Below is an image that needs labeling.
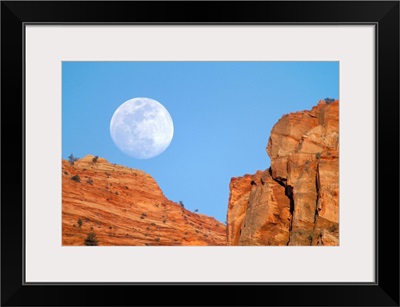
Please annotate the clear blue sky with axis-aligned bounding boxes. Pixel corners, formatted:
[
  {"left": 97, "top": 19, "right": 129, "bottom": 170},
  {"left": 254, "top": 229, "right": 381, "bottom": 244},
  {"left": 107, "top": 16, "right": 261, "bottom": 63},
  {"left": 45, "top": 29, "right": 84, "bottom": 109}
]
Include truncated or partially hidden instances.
[{"left": 62, "top": 61, "right": 338, "bottom": 223}]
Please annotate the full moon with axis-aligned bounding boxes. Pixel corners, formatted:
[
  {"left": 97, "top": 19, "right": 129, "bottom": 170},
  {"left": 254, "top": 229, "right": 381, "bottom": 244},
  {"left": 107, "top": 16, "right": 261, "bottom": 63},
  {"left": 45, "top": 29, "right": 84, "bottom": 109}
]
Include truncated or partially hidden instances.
[{"left": 110, "top": 97, "right": 174, "bottom": 159}]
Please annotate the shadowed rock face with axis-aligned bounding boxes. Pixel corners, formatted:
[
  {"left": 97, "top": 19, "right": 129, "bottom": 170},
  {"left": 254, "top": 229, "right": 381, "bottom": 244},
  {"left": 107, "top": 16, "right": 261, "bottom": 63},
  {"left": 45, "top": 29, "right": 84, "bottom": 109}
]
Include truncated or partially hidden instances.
[
  {"left": 227, "top": 100, "right": 339, "bottom": 246},
  {"left": 62, "top": 155, "right": 226, "bottom": 246}
]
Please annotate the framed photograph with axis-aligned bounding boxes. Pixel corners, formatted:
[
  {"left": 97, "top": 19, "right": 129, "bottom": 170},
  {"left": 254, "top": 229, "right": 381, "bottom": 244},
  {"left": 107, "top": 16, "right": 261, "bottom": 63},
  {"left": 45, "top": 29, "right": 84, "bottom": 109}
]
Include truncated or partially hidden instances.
[{"left": 2, "top": 1, "right": 399, "bottom": 306}]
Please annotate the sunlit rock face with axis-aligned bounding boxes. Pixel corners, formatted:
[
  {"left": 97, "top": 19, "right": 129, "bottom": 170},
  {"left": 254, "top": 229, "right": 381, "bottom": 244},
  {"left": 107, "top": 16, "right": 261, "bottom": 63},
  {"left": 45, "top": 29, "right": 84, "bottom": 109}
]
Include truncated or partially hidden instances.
[
  {"left": 227, "top": 100, "right": 339, "bottom": 246},
  {"left": 62, "top": 155, "right": 226, "bottom": 246},
  {"left": 227, "top": 170, "right": 291, "bottom": 246}
]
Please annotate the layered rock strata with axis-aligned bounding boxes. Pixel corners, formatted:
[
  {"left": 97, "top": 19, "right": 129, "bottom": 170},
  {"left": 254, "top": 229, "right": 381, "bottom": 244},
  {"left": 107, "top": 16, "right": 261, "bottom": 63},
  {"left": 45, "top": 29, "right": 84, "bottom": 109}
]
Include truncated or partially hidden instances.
[{"left": 62, "top": 155, "right": 226, "bottom": 246}]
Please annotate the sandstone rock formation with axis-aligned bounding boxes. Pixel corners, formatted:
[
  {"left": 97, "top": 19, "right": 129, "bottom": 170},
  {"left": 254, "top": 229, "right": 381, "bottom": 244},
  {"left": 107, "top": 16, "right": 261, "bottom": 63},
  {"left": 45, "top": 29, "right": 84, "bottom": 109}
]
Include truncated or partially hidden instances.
[
  {"left": 227, "top": 100, "right": 339, "bottom": 246},
  {"left": 62, "top": 155, "right": 226, "bottom": 246}
]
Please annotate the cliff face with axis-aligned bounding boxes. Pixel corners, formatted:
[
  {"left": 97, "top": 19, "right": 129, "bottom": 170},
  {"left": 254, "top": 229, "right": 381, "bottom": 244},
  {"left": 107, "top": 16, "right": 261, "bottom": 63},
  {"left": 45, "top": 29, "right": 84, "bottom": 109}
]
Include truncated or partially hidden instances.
[
  {"left": 227, "top": 100, "right": 339, "bottom": 246},
  {"left": 62, "top": 155, "right": 226, "bottom": 246}
]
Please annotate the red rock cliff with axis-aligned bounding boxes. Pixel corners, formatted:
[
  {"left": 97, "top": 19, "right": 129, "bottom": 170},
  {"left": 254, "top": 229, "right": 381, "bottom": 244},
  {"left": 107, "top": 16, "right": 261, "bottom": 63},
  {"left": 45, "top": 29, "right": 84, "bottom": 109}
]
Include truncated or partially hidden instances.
[
  {"left": 227, "top": 100, "right": 339, "bottom": 246},
  {"left": 62, "top": 155, "right": 226, "bottom": 246}
]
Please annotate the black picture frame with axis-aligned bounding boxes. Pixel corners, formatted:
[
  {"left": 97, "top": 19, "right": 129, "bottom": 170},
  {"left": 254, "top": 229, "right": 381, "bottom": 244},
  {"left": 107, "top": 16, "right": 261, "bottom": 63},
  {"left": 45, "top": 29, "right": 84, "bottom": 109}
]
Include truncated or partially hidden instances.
[{"left": 1, "top": 1, "right": 399, "bottom": 306}]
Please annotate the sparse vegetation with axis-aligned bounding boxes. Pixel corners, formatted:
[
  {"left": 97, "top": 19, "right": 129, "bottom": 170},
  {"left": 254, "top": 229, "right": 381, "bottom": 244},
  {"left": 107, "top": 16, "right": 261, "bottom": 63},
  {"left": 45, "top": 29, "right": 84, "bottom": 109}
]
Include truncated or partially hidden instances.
[
  {"left": 115, "top": 191, "right": 118, "bottom": 195},
  {"left": 68, "top": 154, "right": 79, "bottom": 165},
  {"left": 179, "top": 201, "right": 184, "bottom": 208},
  {"left": 316, "top": 152, "right": 321, "bottom": 159},
  {"left": 71, "top": 175, "right": 81, "bottom": 182},
  {"left": 194, "top": 209, "right": 199, "bottom": 213},
  {"left": 329, "top": 225, "right": 338, "bottom": 233},
  {"left": 86, "top": 178, "right": 93, "bottom": 185},
  {"left": 324, "top": 97, "right": 335, "bottom": 104},
  {"left": 155, "top": 237, "right": 160, "bottom": 242},
  {"left": 84, "top": 231, "right": 99, "bottom": 246},
  {"left": 77, "top": 218, "right": 82, "bottom": 228},
  {"left": 92, "top": 156, "right": 99, "bottom": 163}
]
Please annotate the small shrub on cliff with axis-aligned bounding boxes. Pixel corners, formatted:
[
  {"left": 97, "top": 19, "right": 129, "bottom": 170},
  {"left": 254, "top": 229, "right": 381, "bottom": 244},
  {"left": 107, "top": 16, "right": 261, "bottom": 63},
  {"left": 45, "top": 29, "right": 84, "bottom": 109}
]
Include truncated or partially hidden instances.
[
  {"left": 324, "top": 98, "right": 335, "bottom": 104},
  {"left": 68, "top": 154, "right": 79, "bottom": 165},
  {"left": 92, "top": 155, "right": 99, "bottom": 163},
  {"left": 179, "top": 201, "right": 184, "bottom": 208},
  {"left": 86, "top": 178, "right": 93, "bottom": 185},
  {"left": 329, "top": 224, "right": 338, "bottom": 233},
  {"left": 84, "top": 231, "right": 99, "bottom": 246},
  {"left": 77, "top": 218, "right": 82, "bottom": 228},
  {"left": 71, "top": 175, "right": 81, "bottom": 182}
]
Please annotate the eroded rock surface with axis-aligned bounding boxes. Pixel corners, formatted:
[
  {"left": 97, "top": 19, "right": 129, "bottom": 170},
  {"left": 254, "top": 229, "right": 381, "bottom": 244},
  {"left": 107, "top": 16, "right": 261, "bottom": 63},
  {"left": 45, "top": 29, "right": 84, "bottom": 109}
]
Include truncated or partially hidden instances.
[
  {"left": 62, "top": 155, "right": 226, "bottom": 246},
  {"left": 227, "top": 100, "right": 339, "bottom": 246}
]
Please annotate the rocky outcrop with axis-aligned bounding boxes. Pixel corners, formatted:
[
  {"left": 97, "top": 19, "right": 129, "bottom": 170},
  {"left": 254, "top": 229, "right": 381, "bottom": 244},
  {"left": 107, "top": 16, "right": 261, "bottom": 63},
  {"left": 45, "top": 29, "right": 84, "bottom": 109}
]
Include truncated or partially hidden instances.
[
  {"left": 62, "top": 155, "right": 226, "bottom": 246},
  {"left": 227, "top": 100, "right": 339, "bottom": 246},
  {"left": 227, "top": 170, "right": 291, "bottom": 246}
]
